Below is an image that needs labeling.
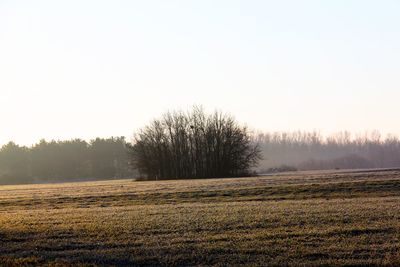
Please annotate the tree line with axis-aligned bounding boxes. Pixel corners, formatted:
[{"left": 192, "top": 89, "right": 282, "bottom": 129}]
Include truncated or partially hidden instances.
[
  {"left": 0, "top": 137, "right": 132, "bottom": 184},
  {"left": 256, "top": 131, "right": 400, "bottom": 172},
  {"left": 3, "top": 108, "right": 400, "bottom": 184}
]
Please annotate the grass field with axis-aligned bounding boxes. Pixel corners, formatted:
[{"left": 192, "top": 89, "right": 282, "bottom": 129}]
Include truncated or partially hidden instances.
[{"left": 1, "top": 170, "right": 400, "bottom": 266}]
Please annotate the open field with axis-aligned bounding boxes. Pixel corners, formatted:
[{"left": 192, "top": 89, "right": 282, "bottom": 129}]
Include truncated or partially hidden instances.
[{"left": 1, "top": 170, "right": 400, "bottom": 266}]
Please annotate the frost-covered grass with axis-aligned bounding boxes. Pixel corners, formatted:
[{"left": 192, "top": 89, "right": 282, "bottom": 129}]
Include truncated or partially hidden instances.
[{"left": 0, "top": 170, "right": 400, "bottom": 266}]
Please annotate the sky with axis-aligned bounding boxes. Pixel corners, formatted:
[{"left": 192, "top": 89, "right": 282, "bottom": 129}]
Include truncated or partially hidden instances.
[{"left": 1, "top": 0, "right": 400, "bottom": 146}]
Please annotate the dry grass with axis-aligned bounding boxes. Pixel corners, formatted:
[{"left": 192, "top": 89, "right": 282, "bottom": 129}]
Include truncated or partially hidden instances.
[{"left": 0, "top": 170, "right": 400, "bottom": 266}]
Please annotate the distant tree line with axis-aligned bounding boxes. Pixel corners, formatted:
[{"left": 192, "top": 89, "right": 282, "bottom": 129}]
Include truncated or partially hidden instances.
[
  {"left": 3, "top": 124, "right": 400, "bottom": 184},
  {"left": 0, "top": 137, "right": 132, "bottom": 184},
  {"left": 256, "top": 131, "right": 400, "bottom": 172},
  {"left": 128, "top": 107, "right": 261, "bottom": 180}
]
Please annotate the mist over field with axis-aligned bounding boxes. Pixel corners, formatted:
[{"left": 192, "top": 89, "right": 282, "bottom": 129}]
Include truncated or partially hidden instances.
[{"left": 257, "top": 131, "right": 400, "bottom": 172}]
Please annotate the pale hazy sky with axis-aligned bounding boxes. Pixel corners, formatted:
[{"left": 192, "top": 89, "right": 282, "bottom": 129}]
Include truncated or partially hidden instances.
[{"left": 1, "top": 0, "right": 400, "bottom": 145}]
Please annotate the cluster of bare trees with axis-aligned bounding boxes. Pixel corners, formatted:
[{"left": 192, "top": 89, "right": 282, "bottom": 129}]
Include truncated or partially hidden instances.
[
  {"left": 128, "top": 107, "right": 261, "bottom": 180},
  {"left": 256, "top": 131, "right": 400, "bottom": 171}
]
